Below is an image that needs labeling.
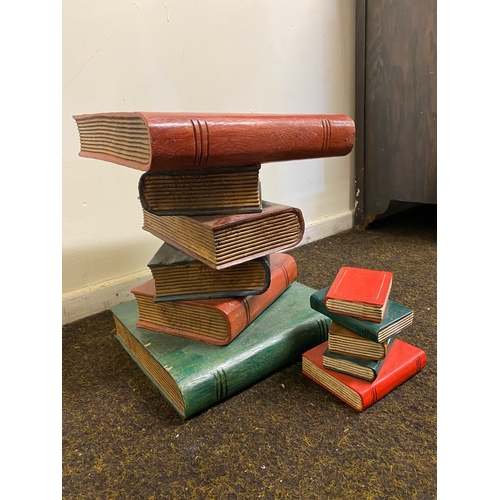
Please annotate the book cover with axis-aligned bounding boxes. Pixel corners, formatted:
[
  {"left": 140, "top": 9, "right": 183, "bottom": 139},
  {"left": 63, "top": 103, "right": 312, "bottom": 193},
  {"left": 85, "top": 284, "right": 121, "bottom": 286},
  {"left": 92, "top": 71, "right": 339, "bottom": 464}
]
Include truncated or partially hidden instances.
[
  {"left": 139, "top": 165, "right": 262, "bottom": 216},
  {"left": 310, "top": 287, "right": 413, "bottom": 343},
  {"left": 73, "top": 112, "right": 356, "bottom": 172},
  {"left": 131, "top": 252, "right": 297, "bottom": 345},
  {"left": 302, "top": 339, "right": 426, "bottom": 411},
  {"left": 112, "top": 281, "right": 332, "bottom": 419},
  {"left": 322, "top": 336, "right": 395, "bottom": 381},
  {"left": 142, "top": 200, "right": 305, "bottom": 270},
  {"left": 327, "top": 321, "right": 395, "bottom": 360},
  {"left": 324, "top": 267, "right": 393, "bottom": 323},
  {"left": 148, "top": 243, "right": 271, "bottom": 302}
]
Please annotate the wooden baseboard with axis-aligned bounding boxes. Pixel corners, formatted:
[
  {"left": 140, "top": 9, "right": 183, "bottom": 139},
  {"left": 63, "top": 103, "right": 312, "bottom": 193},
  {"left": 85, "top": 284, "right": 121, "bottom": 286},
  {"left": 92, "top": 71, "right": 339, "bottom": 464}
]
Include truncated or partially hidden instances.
[
  {"left": 300, "top": 209, "right": 353, "bottom": 246},
  {"left": 62, "top": 210, "right": 353, "bottom": 325},
  {"left": 62, "top": 270, "right": 151, "bottom": 325}
]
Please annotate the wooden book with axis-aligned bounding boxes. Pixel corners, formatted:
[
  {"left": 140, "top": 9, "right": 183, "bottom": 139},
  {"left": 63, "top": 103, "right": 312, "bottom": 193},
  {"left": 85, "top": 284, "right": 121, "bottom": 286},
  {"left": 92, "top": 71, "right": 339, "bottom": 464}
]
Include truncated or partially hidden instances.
[
  {"left": 327, "top": 322, "right": 395, "bottom": 360},
  {"left": 73, "top": 112, "right": 356, "bottom": 172},
  {"left": 142, "top": 200, "right": 304, "bottom": 270},
  {"left": 322, "top": 338, "right": 395, "bottom": 381},
  {"left": 310, "top": 287, "right": 413, "bottom": 343},
  {"left": 148, "top": 243, "right": 272, "bottom": 302},
  {"left": 131, "top": 252, "right": 297, "bottom": 345},
  {"left": 112, "top": 281, "right": 331, "bottom": 419},
  {"left": 324, "top": 267, "right": 393, "bottom": 323},
  {"left": 139, "top": 165, "right": 262, "bottom": 216},
  {"left": 302, "top": 339, "right": 426, "bottom": 411}
]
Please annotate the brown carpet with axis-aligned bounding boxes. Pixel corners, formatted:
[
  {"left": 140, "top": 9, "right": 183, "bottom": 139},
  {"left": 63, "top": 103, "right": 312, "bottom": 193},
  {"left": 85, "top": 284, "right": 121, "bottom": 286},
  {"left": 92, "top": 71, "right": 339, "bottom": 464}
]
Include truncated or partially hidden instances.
[{"left": 62, "top": 203, "right": 437, "bottom": 499}]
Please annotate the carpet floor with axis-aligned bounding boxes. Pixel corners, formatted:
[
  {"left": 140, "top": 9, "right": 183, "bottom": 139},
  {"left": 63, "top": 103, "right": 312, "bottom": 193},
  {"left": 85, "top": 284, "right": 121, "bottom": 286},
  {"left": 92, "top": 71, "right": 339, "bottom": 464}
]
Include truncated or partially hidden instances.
[{"left": 63, "top": 203, "right": 437, "bottom": 499}]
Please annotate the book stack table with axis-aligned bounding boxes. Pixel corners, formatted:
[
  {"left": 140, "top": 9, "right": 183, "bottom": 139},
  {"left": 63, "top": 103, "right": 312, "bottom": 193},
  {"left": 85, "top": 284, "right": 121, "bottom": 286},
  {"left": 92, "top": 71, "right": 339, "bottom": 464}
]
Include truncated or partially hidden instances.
[{"left": 74, "top": 111, "right": 355, "bottom": 418}]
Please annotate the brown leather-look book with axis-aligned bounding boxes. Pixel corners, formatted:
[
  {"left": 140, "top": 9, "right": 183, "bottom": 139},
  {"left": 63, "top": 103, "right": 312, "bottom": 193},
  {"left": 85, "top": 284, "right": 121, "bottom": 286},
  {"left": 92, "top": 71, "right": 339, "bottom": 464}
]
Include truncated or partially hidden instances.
[
  {"left": 130, "top": 252, "right": 297, "bottom": 345},
  {"left": 142, "top": 200, "right": 305, "bottom": 270},
  {"left": 139, "top": 164, "right": 262, "bottom": 216},
  {"left": 73, "top": 112, "right": 355, "bottom": 172}
]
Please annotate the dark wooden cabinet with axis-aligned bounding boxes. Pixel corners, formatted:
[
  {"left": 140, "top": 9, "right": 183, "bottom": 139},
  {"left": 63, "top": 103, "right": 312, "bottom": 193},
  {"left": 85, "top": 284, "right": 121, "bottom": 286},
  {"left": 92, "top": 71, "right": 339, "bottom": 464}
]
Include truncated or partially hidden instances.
[{"left": 354, "top": 0, "right": 437, "bottom": 228}]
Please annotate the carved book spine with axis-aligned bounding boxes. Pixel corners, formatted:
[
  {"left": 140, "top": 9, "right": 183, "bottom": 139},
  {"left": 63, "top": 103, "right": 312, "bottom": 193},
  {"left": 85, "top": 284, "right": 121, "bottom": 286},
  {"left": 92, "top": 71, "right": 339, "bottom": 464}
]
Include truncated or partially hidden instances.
[{"left": 73, "top": 112, "right": 356, "bottom": 171}]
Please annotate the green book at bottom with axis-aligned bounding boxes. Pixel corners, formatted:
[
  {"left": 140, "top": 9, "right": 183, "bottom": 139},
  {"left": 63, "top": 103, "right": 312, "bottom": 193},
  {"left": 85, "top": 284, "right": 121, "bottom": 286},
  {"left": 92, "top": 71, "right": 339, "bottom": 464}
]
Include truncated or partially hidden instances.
[{"left": 111, "top": 281, "right": 331, "bottom": 419}]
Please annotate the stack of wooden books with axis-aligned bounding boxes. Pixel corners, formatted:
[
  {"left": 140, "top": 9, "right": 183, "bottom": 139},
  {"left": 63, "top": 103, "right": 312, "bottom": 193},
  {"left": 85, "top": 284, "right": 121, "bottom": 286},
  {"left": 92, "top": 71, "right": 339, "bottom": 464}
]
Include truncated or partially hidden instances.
[
  {"left": 73, "top": 111, "right": 355, "bottom": 419},
  {"left": 302, "top": 266, "right": 427, "bottom": 411}
]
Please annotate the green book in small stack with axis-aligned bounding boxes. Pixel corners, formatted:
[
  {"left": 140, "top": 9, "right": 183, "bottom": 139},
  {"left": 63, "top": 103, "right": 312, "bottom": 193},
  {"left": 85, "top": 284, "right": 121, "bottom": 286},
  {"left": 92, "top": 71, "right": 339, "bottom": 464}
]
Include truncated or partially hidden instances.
[
  {"left": 112, "top": 281, "right": 331, "bottom": 419},
  {"left": 310, "top": 287, "right": 414, "bottom": 343}
]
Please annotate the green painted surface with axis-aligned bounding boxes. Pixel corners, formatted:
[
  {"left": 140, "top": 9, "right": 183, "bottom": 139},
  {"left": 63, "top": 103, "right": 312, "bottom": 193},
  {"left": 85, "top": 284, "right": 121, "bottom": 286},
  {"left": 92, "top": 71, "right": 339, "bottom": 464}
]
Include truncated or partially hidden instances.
[{"left": 112, "top": 281, "right": 331, "bottom": 419}]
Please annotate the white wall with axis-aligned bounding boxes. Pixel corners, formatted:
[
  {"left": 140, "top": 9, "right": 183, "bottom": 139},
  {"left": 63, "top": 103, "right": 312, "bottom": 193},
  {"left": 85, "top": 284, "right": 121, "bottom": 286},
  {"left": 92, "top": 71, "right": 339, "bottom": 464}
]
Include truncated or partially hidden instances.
[{"left": 62, "top": 0, "right": 356, "bottom": 324}]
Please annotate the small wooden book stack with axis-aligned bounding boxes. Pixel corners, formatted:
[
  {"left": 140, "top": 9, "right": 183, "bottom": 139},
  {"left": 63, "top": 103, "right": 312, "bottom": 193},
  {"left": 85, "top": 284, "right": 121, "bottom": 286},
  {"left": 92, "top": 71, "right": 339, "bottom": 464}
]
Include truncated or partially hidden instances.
[
  {"left": 304, "top": 266, "right": 427, "bottom": 412},
  {"left": 74, "top": 111, "right": 355, "bottom": 418}
]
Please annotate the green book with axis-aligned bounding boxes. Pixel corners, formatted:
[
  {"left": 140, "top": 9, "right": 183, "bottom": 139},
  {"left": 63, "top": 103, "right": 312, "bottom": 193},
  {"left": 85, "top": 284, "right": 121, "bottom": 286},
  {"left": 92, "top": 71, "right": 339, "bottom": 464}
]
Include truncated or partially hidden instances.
[
  {"left": 310, "top": 287, "right": 414, "bottom": 343},
  {"left": 111, "top": 281, "right": 331, "bottom": 419}
]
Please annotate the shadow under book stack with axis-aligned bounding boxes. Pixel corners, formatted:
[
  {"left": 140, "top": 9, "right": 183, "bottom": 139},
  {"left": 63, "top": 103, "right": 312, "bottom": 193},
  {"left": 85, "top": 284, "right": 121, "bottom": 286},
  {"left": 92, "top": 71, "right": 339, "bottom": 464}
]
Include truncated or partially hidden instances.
[
  {"left": 303, "top": 266, "right": 427, "bottom": 412},
  {"left": 73, "top": 111, "right": 355, "bottom": 419}
]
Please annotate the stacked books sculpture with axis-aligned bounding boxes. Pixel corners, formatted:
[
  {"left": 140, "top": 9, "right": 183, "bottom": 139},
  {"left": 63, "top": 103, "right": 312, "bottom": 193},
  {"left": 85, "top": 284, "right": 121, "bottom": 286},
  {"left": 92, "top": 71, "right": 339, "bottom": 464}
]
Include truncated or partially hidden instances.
[
  {"left": 74, "top": 111, "right": 355, "bottom": 418},
  {"left": 303, "top": 266, "right": 426, "bottom": 411}
]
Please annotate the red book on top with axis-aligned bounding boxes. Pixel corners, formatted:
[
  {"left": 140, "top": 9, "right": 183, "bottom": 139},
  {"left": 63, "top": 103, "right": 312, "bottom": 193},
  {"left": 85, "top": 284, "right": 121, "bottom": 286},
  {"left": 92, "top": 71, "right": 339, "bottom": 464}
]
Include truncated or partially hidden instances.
[
  {"left": 324, "top": 266, "right": 393, "bottom": 323},
  {"left": 73, "top": 112, "right": 355, "bottom": 172},
  {"left": 302, "top": 339, "right": 426, "bottom": 411}
]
